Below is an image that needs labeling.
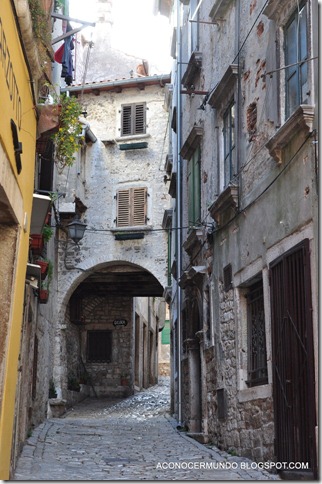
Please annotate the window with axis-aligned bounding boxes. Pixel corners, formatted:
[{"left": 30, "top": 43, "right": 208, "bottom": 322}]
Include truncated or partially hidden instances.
[
  {"left": 116, "top": 187, "right": 147, "bottom": 227},
  {"left": 285, "top": 3, "right": 308, "bottom": 119},
  {"left": 223, "top": 264, "right": 233, "bottom": 292},
  {"left": 187, "top": 145, "right": 201, "bottom": 226},
  {"left": 223, "top": 101, "right": 235, "bottom": 187},
  {"left": 121, "top": 103, "right": 146, "bottom": 136},
  {"left": 87, "top": 330, "right": 112, "bottom": 362},
  {"left": 189, "top": 0, "right": 199, "bottom": 54},
  {"left": 246, "top": 280, "right": 268, "bottom": 387}
]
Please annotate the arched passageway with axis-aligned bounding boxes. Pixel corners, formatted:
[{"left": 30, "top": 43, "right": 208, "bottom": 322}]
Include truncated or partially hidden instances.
[{"left": 58, "top": 261, "right": 166, "bottom": 405}]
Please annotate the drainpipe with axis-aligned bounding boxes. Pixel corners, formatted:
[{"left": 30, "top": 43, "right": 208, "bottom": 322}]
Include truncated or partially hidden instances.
[
  {"left": 176, "top": 0, "right": 183, "bottom": 426},
  {"left": 236, "top": 0, "right": 242, "bottom": 206}
]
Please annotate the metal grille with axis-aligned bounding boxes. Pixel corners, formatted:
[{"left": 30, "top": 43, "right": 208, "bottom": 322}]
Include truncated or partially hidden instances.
[
  {"left": 246, "top": 281, "right": 268, "bottom": 387},
  {"left": 270, "top": 239, "right": 316, "bottom": 477},
  {"left": 87, "top": 330, "right": 112, "bottom": 362},
  {"left": 223, "top": 264, "right": 232, "bottom": 291}
]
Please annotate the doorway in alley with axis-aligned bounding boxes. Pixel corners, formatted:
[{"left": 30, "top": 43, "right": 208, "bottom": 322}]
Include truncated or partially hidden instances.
[{"left": 270, "top": 239, "right": 317, "bottom": 478}]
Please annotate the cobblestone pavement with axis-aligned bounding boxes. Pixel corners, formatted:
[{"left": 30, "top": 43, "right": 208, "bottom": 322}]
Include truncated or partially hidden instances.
[{"left": 13, "top": 378, "right": 280, "bottom": 481}]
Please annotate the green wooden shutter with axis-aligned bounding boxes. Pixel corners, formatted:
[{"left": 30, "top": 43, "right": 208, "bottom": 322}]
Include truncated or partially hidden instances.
[{"left": 161, "top": 320, "right": 170, "bottom": 344}]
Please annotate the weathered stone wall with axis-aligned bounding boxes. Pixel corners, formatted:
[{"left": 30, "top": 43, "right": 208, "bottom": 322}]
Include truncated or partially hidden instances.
[
  {"left": 67, "top": 295, "right": 133, "bottom": 398},
  {"left": 175, "top": 0, "right": 318, "bottom": 465}
]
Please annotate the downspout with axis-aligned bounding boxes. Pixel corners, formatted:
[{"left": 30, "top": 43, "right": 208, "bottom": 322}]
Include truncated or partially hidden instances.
[
  {"left": 236, "top": 0, "right": 242, "bottom": 206},
  {"left": 176, "top": 0, "right": 183, "bottom": 425}
]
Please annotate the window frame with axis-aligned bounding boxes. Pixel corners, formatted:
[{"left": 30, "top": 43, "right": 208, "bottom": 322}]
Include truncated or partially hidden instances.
[
  {"left": 222, "top": 101, "right": 236, "bottom": 187},
  {"left": 187, "top": 145, "right": 201, "bottom": 226},
  {"left": 87, "top": 330, "right": 112, "bottom": 363},
  {"left": 246, "top": 279, "right": 268, "bottom": 388},
  {"left": 121, "top": 102, "right": 146, "bottom": 137},
  {"left": 284, "top": 2, "right": 309, "bottom": 119}
]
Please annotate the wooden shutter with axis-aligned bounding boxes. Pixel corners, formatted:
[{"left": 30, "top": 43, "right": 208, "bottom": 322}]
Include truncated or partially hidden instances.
[
  {"left": 134, "top": 104, "right": 145, "bottom": 134},
  {"left": 121, "top": 103, "right": 146, "bottom": 136},
  {"left": 121, "top": 105, "right": 132, "bottom": 136},
  {"left": 117, "top": 189, "right": 130, "bottom": 226},
  {"left": 132, "top": 187, "right": 146, "bottom": 225},
  {"left": 117, "top": 187, "right": 147, "bottom": 227}
]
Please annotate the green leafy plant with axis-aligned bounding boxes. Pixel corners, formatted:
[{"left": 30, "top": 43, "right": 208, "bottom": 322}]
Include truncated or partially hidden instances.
[
  {"left": 68, "top": 374, "right": 80, "bottom": 392},
  {"left": 42, "top": 224, "right": 53, "bottom": 243},
  {"left": 28, "top": 0, "right": 52, "bottom": 70},
  {"left": 49, "top": 378, "right": 57, "bottom": 398},
  {"left": 41, "top": 259, "right": 53, "bottom": 292},
  {"left": 28, "top": 0, "right": 51, "bottom": 45},
  {"left": 52, "top": 94, "right": 84, "bottom": 172}
]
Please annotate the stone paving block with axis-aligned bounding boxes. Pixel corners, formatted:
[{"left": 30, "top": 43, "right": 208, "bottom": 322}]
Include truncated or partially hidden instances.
[{"left": 12, "top": 378, "right": 280, "bottom": 481}]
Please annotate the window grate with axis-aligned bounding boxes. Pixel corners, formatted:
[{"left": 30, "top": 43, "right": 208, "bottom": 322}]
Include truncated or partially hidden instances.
[
  {"left": 87, "top": 330, "right": 112, "bottom": 362},
  {"left": 223, "top": 264, "right": 233, "bottom": 291},
  {"left": 246, "top": 280, "right": 268, "bottom": 387}
]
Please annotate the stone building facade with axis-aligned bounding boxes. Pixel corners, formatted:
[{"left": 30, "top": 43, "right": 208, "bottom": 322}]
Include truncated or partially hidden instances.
[
  {"left": 46, "top": 72, "right": 171, "bottom": 403},
  {"left": 160, "top": 0, "right": 318, "bottom": 478}
]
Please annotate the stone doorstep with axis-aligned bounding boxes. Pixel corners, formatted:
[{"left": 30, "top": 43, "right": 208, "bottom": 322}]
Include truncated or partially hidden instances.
[{"left": 186, "top": 432, "right": 210, "bottom": 444}]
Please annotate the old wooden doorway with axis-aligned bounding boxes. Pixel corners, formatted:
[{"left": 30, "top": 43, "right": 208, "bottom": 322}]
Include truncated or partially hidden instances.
[{"left": 270, "top": 239, "right": 317, "bottom": 478}]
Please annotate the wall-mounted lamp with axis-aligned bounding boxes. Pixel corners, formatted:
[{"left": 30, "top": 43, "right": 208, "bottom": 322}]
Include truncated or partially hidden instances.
[{"left": 67, "top": 216, "right": 87, "bottom": 244}]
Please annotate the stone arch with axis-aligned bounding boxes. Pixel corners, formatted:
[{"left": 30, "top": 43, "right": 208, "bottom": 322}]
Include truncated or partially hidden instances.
[
  {"left": 53, "top": 258, "right": 165, "bottom": 401},
  {"left": 56, "top": 258, "right": 166, "bottom": 321}
]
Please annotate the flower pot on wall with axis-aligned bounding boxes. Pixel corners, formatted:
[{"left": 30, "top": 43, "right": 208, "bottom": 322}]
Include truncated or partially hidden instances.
[
  {"left": 39, "top": 289, "right": 49, "bottom": 304},
  {"left": 35, "top": 260, "right": 49, "bottom": 280},
  {"left": 30, "top": 234, "right": 44, "bottom": 255}
]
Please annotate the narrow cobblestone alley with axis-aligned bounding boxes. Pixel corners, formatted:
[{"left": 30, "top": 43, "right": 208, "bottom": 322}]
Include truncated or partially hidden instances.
[{"left": 13, "top": 378, "right": 279, "bottom": 481}]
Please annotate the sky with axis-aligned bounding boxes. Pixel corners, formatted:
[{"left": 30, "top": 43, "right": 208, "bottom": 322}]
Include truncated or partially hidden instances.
[{"left": 69, "top": 0, "right": 172, "bottom": 74}]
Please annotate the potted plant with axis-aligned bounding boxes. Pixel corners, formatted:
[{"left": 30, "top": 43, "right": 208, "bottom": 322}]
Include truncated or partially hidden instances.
[
  {"left": 30, "top": 234, "right": 44, "bottom": 255},
  {"left": 120, "top": 373, "right": 129, "bottom": 386},
  {"left": 48, "top": 378, "right": 57, "bottom": 398},
  {"left": 39, "top": 288, "right": 49, "bottom": 304},
  {"left": 42, "top": 224, "right": 54, "bottom": 243},
  {"left": 35, "top": 258, "right": 49, "bottom": 280},
  {"left": 38, "top": 260, "right": 53, "bottom": 304}
]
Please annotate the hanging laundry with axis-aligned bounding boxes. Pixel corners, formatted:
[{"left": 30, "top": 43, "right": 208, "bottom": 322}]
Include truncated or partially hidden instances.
[{"left": 54, "top": 23, "right": 74, "bottom": 86}]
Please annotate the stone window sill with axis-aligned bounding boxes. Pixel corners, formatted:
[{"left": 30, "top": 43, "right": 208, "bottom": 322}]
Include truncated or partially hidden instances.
[
  {"left": 180, "top": 125, "right": 203, "bottom": 160},
  {"left": 181, "top": 51, "right": 203, "bottom": 90},
  {"left": 183, "top": 227, "right": 204, "bottom": 257},
  {"left": 209, "top": 0, "right": 233, "bottom": 22},
  {"left": 115, "top": 133, "right": 150, "bottom": 142},
  {"left": 208, "top": 64, "right": 238, "bottom": 111},
  {"left": 265, "top": 104, "right": 315, "bottom": 164},
  {"left": 238, "top": 383, "right": 272, "bottom": 403},
  {"left": 208, "top": 184, "right": 239, "bottom": 226}
]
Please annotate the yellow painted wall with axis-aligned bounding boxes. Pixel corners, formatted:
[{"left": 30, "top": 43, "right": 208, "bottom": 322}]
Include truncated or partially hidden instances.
[{"left": 0, "top": 0, "right": 37, "bottom": 478}]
